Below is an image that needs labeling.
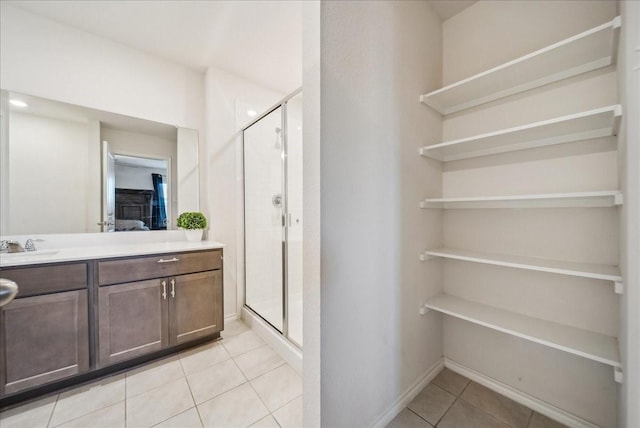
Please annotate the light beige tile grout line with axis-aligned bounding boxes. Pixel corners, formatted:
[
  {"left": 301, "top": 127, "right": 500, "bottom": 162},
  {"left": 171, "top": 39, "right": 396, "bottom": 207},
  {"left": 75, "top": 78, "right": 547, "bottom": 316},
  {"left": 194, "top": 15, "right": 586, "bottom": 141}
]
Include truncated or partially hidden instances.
[
  {"left": 46, "top": 394, "right": 60, "bottom": 428},
  {"left": 178, "top": 351, "right": 205, "bottom": 428},
  {"left": 228, "top": 349, "right": 282, "bottom": 427}
]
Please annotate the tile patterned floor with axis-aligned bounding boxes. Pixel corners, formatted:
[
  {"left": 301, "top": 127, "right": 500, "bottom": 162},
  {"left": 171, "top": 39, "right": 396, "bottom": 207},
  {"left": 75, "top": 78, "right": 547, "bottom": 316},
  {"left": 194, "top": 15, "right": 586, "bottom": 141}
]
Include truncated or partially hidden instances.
[
  {"left": 0, "top": 320, "right": 302, "bottom": 428},
  {"left": 387, "top": 368, "right": 568, "bottom": 428}
]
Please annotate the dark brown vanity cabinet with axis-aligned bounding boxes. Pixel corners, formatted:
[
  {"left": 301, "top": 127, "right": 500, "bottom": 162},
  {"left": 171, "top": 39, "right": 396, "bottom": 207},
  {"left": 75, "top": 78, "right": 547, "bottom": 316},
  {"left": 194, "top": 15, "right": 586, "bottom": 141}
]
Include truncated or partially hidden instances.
[
  {"left": 97, "top": 250, "right": 223, "bottom": 367},
  {"left": 0, "top": 263, "right": 89, "bottom": 396}
]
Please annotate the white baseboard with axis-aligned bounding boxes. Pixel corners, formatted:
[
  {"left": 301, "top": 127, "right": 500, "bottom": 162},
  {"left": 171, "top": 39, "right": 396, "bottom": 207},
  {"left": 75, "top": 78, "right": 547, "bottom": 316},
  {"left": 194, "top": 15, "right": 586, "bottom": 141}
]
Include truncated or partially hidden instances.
[
  {"left": 368, "top": 358, "right": 445, "bottom": 428},
  {"left": 224, "top": 313, "right": 238, "bottom": 322},
  {"left": 444, "top": 359, "right": 599, "bottom": 428},
  {"left": 241, "top": 306, "right": 303, "bottom": 375}
]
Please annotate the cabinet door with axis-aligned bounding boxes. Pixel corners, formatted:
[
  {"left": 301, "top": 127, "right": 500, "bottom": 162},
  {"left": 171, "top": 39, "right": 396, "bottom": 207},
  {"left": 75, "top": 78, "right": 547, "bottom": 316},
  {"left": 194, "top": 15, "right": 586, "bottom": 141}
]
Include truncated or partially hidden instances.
[
  {"left": 98, "top": 279, "right": 168, "bottom": 367},
  {"left": 169, "top": 271, "right": 222, "bottom": 345},
  {"left": 0, "top": 290, "right": 89, "bottom": 395}
]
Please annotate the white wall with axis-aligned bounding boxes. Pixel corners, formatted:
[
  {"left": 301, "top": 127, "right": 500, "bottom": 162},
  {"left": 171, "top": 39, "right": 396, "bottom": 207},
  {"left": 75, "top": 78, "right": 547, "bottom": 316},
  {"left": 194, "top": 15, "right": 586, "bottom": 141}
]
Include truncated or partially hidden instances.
[
  {"left": 0, "top": 3, "right": 204, "bottom": 131},
  {"left": 8, "top": 112, "right": 89, "bottom": 234},
  {"left": 204, "top": 66, "right": 286, "bottom": 319},
  {"left": 302, "top": 1, "right": 321, "bottom": 424},
  {"left": 287, "top": 93, "right": 304, "bottom": 345},
  {"left": 440, "top": 2, "right": 619, "bottom": 426},
  {"left": 319, "top": 1, "right": 442, "bottom": 426},
  {"left": 114, "top": 164, "right": 166, "bottom": 191},
  {"left": 617, "top": 1, "right": 640, "bottom": 427}
]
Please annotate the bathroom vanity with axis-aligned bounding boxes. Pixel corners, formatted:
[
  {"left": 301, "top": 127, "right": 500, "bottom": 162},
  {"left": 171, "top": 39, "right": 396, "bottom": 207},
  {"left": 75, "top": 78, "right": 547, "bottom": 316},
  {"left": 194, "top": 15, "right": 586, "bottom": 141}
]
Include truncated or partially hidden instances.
[{"left": 0, "top": 241, "right": 223, "bottom": 404}]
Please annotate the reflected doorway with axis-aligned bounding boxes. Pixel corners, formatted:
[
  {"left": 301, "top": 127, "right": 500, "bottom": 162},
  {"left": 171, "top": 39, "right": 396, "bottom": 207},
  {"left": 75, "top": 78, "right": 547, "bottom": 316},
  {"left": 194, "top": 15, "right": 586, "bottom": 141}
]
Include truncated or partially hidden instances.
[{"left": 109, "top": 154, "right": 170, "bottom": 232}]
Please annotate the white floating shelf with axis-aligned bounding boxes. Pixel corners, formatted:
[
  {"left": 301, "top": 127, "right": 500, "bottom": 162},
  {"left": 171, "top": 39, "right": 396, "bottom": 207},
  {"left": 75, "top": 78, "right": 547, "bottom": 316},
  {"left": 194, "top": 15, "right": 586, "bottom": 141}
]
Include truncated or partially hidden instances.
[
  {"left": 422, "top": 248, "right": 622, "bottom": 282},
  {"left": 425, "top": 293, "right": 621, "bottom": 368},
  {"left": 420, "top": 190, "right": 623, "bottom": 209},
  {"left": 420, "top": 17, "right": 621, "bottom": 115},
  {"left": 420, "top": 105, "right": 622, "bottom": 162}
]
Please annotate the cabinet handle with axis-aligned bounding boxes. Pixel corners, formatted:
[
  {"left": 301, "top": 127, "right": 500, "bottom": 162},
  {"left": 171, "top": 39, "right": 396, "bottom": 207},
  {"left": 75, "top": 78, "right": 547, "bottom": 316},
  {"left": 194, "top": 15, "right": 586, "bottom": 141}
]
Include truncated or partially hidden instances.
[
  {"left": 170, "top": 279, "right": 176, "bottom": 298},
  {"left": 161, "top": 280, "right": 167, "bottom": 300},
  {"left": 157, "top": 257, "right": 180, "bottom": 264}
]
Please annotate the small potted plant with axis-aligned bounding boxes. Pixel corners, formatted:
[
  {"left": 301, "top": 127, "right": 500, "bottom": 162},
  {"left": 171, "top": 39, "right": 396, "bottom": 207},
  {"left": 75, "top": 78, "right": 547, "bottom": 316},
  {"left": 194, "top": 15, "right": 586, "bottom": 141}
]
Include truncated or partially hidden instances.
[{"left": 177, "top": 212, "right": 208, "bottom": 242}]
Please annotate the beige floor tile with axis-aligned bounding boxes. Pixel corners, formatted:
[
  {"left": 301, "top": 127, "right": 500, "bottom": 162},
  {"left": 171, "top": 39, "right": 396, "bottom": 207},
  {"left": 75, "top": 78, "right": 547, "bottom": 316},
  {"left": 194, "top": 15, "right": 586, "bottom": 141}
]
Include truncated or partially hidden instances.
[
  {"left": 385, "top": 408, "right": 433, "bottom": 428},
  {"left": 153, "top": 407, "right": 203, "bottom": 428},
  {"left": 222, "top": 330, "right": 265, "bottom": 357},
  {"left": 233, "top": 345, "right": 285, "bottom": 380},
  {"left": 250, "top": 364, "right": 302, "bottom": 412},
  {"left": 54, "top": 401, "right": 124, "bottom": 428},
  {"left": 272, "top": 396, "right": 303, "bottom": 428},
  {"left": 197, "top": 383, "right": 269, "bottom": 428},
  {"left": 407, "top": 383, "right": 455, "bottom": 425},
  {"left": 529, "top": 412, "right": 569, "bottom": 428},
  {"left": 179, "top": 341, "right": 230, "bottom": 376},
  {"left": 461, "top": 382, "right": 532, "bottom": 428},
  {"left": 431, "top": 368, "right": 470, "bottom": 397},
  {"left": 439, "top": 399, "right": 510, "bottom": 428},
  {"left": 126, "top": 356, "right": 184, "bottom": 398},
  {"left": 221, "top": 319, "right": 250, "bottom": 338},
  {"left": 126, "top": 377, "right": 194, "bottom": 428},
  {"left": 186, "top": 359, "right": 246, "bottom": 404},
  {"left": 49, "top": 374, "right": 125, "bottom": 427},
  {"left": 248, "top": 415, "right": 280, "bottom": 428},
  {"left": 0, "top": 394, "right": 57, "bottom": 428}
]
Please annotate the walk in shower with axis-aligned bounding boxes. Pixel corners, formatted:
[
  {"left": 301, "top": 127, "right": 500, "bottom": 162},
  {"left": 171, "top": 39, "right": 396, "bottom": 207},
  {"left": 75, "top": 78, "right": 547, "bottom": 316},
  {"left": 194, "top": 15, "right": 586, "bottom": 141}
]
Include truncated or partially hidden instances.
[{"left": 243, "top": 90, "right": 302, "bottom": 348}]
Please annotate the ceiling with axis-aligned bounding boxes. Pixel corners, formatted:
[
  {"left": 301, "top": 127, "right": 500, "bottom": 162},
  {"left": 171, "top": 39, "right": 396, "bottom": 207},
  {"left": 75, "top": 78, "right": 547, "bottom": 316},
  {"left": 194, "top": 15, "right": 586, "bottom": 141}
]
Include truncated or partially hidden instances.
[
  {"left": 8, "top": 0, "right": 302, "bottom": 94},
  {"left": 429, "top": 0, "right": 477, "bottom": 21}
]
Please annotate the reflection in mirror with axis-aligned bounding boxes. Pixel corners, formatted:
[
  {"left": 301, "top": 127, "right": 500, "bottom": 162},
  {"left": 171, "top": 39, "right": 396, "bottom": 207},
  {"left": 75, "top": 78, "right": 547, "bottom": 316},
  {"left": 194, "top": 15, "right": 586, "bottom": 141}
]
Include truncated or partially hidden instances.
[
  {"left": 113, "top": 155, "right": 169, "bottom": 231},
  {"left": 0, "top": 90, "right": 199, "bottom": 235}
]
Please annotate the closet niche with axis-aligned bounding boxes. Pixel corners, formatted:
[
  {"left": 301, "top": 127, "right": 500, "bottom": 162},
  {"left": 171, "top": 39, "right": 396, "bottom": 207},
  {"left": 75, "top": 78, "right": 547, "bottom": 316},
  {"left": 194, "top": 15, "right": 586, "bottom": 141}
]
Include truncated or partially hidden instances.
[{"left": 419, "top": 3, "right": 622, "bottom": 427}]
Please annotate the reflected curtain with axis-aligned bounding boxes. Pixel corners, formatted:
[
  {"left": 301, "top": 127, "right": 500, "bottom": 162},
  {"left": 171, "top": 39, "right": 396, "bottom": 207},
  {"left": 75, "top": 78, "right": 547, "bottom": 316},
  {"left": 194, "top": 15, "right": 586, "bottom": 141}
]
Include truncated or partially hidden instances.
[{"left": 151, "top": 173, "right": 167, "bottom": 229}]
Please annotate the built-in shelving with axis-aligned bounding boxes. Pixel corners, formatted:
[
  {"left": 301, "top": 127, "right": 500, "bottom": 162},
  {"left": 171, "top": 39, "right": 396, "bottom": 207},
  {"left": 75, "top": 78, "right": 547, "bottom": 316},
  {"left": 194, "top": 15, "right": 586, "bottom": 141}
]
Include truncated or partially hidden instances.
[
  {"left": 424, "top": 293, "right": 621, "bottom": 368},
  {"left": 419, "top": 190, "right": 623, "bottom": 209},
  {"left": 419, "top": 105, "right": 622, "bottom": 162},
  {"left": 420, "top": 248, "right": 622, "bottom": 283},
  {"left": 420, "top": 17, "right": 621, "bottom": 115}
]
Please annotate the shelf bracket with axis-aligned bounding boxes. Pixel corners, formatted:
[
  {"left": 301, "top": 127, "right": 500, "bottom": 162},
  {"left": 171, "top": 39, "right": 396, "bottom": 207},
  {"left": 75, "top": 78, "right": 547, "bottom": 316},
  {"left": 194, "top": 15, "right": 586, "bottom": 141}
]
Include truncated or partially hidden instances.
[
  {"left": 614, "top": 281, "right": 624, "bottom": 294},
  {"left": 420, "top": 304, "right": 431, "bottom": 316},
  {"left": 614, "top": 193, "right": 624, "bottom": 206},
  {"left": 419, "top": 252, "right": 435, "bottom": 262},
  {"left": 614, "top": 367, "right": 623, "bottom": 384}
]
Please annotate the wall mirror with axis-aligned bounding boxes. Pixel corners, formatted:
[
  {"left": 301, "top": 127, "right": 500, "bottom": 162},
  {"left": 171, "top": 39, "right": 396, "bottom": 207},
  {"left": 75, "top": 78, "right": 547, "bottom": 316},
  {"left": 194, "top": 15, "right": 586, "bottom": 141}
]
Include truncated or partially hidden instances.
[{"left": 0, "top": 90, "right": 200, "bottom": 235}]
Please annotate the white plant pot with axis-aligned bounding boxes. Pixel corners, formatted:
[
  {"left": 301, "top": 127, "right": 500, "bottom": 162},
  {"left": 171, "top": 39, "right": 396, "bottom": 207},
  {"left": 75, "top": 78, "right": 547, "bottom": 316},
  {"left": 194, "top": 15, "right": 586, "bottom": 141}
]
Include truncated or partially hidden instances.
[{"left": 185, "top": 229, "right": 203, "bottom": 242}]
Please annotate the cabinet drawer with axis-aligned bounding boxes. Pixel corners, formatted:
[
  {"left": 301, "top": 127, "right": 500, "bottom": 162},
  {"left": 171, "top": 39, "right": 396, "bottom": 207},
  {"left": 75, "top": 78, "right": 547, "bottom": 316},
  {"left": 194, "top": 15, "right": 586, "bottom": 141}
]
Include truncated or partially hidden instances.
[
  {"left": 98, "top": 250, "right": 222, "bottom": 286},
  {"left": 0, "top": 263, "right": 87, "bottom": 297}
]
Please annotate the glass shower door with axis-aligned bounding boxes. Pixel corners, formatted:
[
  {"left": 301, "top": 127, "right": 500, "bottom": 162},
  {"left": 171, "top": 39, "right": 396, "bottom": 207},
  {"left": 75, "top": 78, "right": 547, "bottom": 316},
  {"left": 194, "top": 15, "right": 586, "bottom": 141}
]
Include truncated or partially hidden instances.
[{"left": 244, "top": 106, "right": 285, "bottom": 332}]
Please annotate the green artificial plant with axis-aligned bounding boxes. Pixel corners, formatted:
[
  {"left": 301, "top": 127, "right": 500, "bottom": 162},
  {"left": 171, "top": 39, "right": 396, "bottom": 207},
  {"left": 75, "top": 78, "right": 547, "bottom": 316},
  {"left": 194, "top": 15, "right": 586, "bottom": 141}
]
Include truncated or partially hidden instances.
[{"left": 176, "top": 212, "right": 208, "bottom": 230}]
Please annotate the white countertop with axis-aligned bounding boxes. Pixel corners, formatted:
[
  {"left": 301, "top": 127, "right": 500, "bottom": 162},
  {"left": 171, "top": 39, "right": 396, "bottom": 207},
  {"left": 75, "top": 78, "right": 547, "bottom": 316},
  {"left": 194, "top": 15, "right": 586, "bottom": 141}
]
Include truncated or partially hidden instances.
[{"left": 0, "top": 240, "right": 225, "bottom": 268}]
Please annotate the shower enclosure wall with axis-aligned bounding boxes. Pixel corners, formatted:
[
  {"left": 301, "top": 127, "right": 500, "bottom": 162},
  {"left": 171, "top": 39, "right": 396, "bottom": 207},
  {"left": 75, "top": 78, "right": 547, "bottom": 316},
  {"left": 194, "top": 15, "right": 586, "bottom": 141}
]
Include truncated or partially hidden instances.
[{"left": 243, "top": 90, "right": 302, "bottom": 347}]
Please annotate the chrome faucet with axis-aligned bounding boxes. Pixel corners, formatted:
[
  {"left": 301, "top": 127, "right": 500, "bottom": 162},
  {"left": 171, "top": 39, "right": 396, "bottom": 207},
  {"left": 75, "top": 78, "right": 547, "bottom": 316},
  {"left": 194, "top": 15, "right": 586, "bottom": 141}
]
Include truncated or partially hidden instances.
[
  {"left": 25, "top": 239, "right": 35, "bottom": 251},
  {"left": 1, "top": 240, "right": 25, "bottom": 253}
]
